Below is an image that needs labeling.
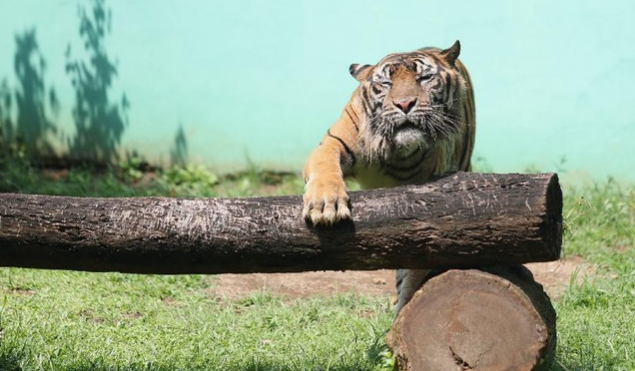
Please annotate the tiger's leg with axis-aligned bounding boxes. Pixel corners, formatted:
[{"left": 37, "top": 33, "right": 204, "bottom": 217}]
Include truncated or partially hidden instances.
[
  {"left": 395, "top": 268, "right": 431, "bottom": 315},
  {"left": 302, "top": 108, "right": 360, "bottom": 226}
]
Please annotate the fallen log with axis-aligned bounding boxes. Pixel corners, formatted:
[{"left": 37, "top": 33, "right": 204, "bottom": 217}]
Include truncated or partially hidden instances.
[
  {"left": 387, "top": 266, "right": 557, "bottom": 371},
  {"left": 0, "top": 172, "right": 562, "bottom": 274}
]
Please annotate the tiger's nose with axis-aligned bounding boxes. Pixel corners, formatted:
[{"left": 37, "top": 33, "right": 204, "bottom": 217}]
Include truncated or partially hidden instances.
[{"left": 393, "top": 97, "right": 417, "bottom": 114}]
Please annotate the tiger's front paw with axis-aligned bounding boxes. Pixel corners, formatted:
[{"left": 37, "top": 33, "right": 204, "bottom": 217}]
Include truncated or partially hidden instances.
[{"left": 302, "top": 175, "right": 351, "bottom": 226}]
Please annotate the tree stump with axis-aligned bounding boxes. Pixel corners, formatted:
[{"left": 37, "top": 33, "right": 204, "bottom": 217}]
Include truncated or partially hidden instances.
[{"left": 387, "top": 266, "right": 556, "bottom": 371}]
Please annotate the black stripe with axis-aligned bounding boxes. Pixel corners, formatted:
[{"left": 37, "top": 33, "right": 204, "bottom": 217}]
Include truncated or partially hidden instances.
[
  {"left": 349, "top": 108, "right": 359, "bottom": 122},
  {"left": 431, "top": 76, "right": 442, "bottom": 89},
  {"left": 433, "top": 91, "right": 443, "bottom": 105},
  {"left": 351, "top": 64, "right": 370, "bottom": 78},
  {"left": 369, "top": 116, "right": 382, "bottom": 131},
  {"left": 385, "top": 151, "right": 429, "bottom": 181},
  {"left": 345, "top": 108, "right": 359, "bottom": 132},
  {"left": 384, "top": 156, "right": 428, "bottom": 181},
  {"left": 360, "top": 87, "right": 373, "bottom": 115},
  {"left": 327, "top": 130, "right": 357, "bottom": 166},
  {"left": 395, "top": 147, "right": 422, "bottom": 161},
  {"left": 361, "top": 98, "right": 372, "bottom": 116},
  {"left": 361, "top": 86, "right": 372, "bottom": 106},
  {"left": 459, "top": 104, "right": 472, "bottom": 171},
  {"left": 386, "top": 167, "right": 422, "bottom": 182},
  {"left": 382, "top": 64, "right": 391, "bottom": 77},
  {"left": 386, "top": 149, "right": 426, "bottom": 171},
  {"left": 444, "top": 72, "right": 452, "bottom": 102},
  {"left": 386, "top": 158, "right": 424, "bottom": 173}
]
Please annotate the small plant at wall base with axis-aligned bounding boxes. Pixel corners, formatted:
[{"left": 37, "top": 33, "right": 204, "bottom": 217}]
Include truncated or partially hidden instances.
[
  {"left": 157, "top": 164, "right": 220, "bottom": 196},
  {"left": 0, "top": 129, "right": 35, "bottom": 193}
]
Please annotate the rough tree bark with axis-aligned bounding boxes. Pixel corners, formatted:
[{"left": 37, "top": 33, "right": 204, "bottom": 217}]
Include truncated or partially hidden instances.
[
  {"left": 0, "top": 172, "right": 562, "bottom": 274},
  {"left": 387, "top": 266, "right": 557, "bottom": 371}
]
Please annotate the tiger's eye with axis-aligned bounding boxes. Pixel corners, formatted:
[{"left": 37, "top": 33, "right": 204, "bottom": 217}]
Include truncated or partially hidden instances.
[{"left": 418, "top": 74, "right": 433, "bottom": 82}]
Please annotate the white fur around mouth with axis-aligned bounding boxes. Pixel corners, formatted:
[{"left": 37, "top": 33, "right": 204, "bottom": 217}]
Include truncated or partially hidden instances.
[{"left": 394, "top": 124, "right": 424, "bottom": 149}]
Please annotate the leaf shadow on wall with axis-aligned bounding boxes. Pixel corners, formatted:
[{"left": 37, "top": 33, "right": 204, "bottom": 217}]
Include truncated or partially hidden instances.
[
  {"left": 12, "top": 29, "right": 59, "bottom": 155},
  {"left": 170, "top": 124, "right": 188, "bottom": 167},
  {"left": 0, "top": 79, "right": 13, "bottom": 141},
  {"left": 66, "top": 0, "right": 129, "bottom": 164}
]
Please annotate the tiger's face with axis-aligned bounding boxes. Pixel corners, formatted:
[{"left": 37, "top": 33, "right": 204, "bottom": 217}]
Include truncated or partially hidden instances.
[{"left": 350, "top": 42, "right": 467, "bottom": 161}]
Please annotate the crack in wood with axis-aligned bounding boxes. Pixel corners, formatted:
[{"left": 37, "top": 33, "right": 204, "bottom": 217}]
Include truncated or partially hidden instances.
[{"left": 450, "top": 346, "right": 474, "bottom": 370}]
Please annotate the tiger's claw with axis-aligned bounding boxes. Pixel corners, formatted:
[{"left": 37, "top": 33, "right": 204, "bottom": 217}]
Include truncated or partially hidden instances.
[{"left": 302, "top": 176, "right": 350, "bottom": 226}]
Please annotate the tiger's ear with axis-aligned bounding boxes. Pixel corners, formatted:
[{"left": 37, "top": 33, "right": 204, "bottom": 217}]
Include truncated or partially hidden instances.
[
  {"left": 349, "top": 64, "right": 373, "bottom": 82},
  {"left": 440, "top": 40, "right": 461, "bottom": 67}
]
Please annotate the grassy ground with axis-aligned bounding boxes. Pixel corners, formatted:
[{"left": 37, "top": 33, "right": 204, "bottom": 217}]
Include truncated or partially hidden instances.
[
  {"left": 0, "top": 155, "right": 634, "bottom": 370},
  {"left": 552, "top": 180, "right": 635, "bottom": 371}
]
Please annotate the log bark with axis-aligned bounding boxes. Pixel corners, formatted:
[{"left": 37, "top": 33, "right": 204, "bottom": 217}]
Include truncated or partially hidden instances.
[
  {"left": 387, "top": 266, "right": 557, "bottom": 371},
  {"left": 0, "top": 172, "right": 562, "bottom": 274}
]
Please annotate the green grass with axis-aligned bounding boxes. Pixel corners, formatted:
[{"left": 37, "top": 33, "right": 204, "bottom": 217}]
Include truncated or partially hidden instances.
[
  {"left": 0, "top": 270, "right": 392, "bottom": 371},
  {"left": 0, "top": 156, "right": 634, "bottom": 370},
  {"left": 0, "top": 155, "right": 305, "bottom": 198},
  {"left": 552, "top": 180, "right": 635, "bottom": 371}
]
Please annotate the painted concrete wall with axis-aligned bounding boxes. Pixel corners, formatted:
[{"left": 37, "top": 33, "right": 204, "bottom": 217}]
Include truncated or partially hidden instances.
[{"left": 0, "top": 0, "right": 634, "bottom": 180}]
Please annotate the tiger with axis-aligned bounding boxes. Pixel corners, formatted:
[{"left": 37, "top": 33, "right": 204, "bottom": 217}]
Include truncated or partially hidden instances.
[{"left": 301, "top": 40, "right": 476, "bottom": 314}]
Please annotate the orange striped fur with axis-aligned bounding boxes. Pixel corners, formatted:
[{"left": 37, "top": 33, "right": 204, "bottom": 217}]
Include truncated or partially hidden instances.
[{"left": 302, "top": 41, "right": 476, "bottom": 313}]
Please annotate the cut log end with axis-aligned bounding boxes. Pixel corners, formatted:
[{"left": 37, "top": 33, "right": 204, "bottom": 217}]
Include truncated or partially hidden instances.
[{"left": 387, "top": 266, "right": 556, "bottom": 371}]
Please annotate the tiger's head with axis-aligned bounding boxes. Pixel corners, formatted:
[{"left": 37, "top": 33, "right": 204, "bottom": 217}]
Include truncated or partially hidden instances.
[{"left": 349, "top": 40, "right": 468, "bottom": 162}]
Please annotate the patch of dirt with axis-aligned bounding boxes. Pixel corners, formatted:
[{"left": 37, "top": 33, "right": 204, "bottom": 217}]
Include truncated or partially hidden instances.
[
  {"left": 122, "top": 311, "right": 142, "bottom": 320},
  {"left": 210, "top": 270, "right": 393, "bottom": 301},
  {"left": 525, "top": 256, "right": 595, "bottom": 298},
  {"left": 6, "top": 287, "right": 35, "bottom": 296},
  {"left": 80, "top": 309, "right": 105, "bottom": 324},
  {"left": 209, "top": 257, "right": 594, "bottom": 301}
]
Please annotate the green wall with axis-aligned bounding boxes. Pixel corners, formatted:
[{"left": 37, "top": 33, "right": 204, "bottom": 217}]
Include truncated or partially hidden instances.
[{"left": 0, "top": 0, "right": 634, "bottom": 180}]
